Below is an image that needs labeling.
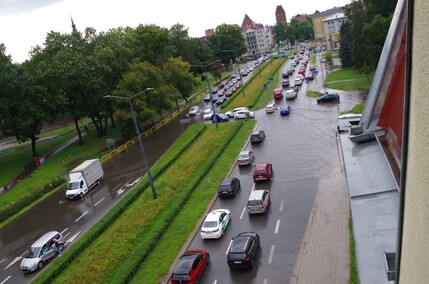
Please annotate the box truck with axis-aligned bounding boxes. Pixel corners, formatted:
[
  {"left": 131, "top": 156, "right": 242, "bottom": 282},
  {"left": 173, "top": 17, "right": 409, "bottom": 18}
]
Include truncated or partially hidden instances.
[{"left": 66, "top": 159, "right": 104, "bottom": 200}]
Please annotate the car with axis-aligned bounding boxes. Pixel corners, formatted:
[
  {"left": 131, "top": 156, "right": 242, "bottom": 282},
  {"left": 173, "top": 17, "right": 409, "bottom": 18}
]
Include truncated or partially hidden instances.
[
  {"left": 20, "top": 231, "right": 64, "bottom": 273},
  {"left": 280, "top": 105, "right": 291, "bottom": 116},
  {"left": 200, "top": 209, "right": 231, "bottom": 239},
  {"left": 281, "top": 80, "right": 290, "bottom": 88},
  {"left": 284, "top": 88, "right": 297, "bottom": 100},
  {"left": 282, "top": 72, "right": 289, "bottom": 79},
  {"left": 227, "top": 232, "right": 260, "bottom": 269},
  {"left": 309, "top": 64, "right": 316, "bottom": 71},
  {"left": 211, "top": 87, "right": 219, "bottom": 94},
  {"left": 253, "top": 162, "right": 273, "bottom": 182},
  {"left": 234, "top": 110, "right": 255, "bottom": 120},
  {"left": 273, "top": 88, "right": 283, "bottom": 99},
  {"left": 317, "top": 93, "right": 340, "bottom": 103},
  {"left": 218, "top": 177, "right": 241, "bottom": 198},
  {"left": 215, "top": 96, "right": 227, "bottom": 106},
  {"left": 298, "top": 69, "right": 305, "bottom": 76},
  {"left": 225, "top": 107, "right": 248, "bottom": 118},
  {"left": 250, "top": 130, "right": 266, "bottom": 144},
  {"left": 237, "top": 150, "right": 255, "bottom": 166},
  {"left": 294, "top": 78, "right": 303, "bottom": 86},
  {"left": 203, "top": 94, "right": 211, "bottom": 103},
  {"left": 210, "top": 113, "right": 229, "bottom": 122},
  {"left": 188, "top": 106, "right": 200, "bottom": 116},
  {"left": 170, "top": 250, "right": 210, "bottom": 283},
  {"left": 211, "top": 95, "right": 219, "bottom": 103},
  {"left": 225, "top": 88, "right": 233, "bottom": 97},
  {"left": 287, "top": 68, "right": 294, "bottom": 75},
  {"left": 247, "top": 189, "right": 270, "bottom": 215},
  {"left": 203, "top": 108, "right": 213, "bottom": 120},
  {"left": 265, "top": 102, "right": 277, "bottom": 113},
  {"left": 305, "top": 73, "right": 314, "bottom": 80},
  {"left": 217, "top": 90, "right": 225, "bottom": 97}
]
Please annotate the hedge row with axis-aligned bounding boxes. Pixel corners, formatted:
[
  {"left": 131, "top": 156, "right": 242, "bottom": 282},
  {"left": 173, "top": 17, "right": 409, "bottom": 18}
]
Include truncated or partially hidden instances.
[
  {"left": 109, "top": 122, "right": 243, "bottom": 283},
  {"left": 247, "top": 58, "right": 287, "bottom": 109},
  {"left": 33, "top": 124, "right": 207, "bottom": 284},
  {"left": 0, "top": 177, "right": 66, "bottom": 224}
]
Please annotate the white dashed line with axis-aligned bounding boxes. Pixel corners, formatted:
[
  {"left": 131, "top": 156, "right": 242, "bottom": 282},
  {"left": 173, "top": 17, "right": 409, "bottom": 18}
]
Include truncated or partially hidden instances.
[
  {"left": 240, "top": 207, "right": 247, "bottom": 220},
  {"left": 213, "top": 281, "right": 217, "bottom": 284},
  {"left": 94, "top": 197, "right": 105, "bottom": 206},
  {"left": 268, "top": 245, "right": 275, "bottom": 264},
  {"left": 60, "top": 228, "right": 69, "bottom": 235},
  {"left": 279, "top": 200, "right": 284, "bottom": 212},
  {"left": 74, "top": 211, "right": 88, "bottom": 222},
  {"left": 0, "top": 276, "right": 11, "bottom": 284},
  {"left": 226, "top": 240, "right": 233, "bottom": 255},
  {"left": 275, "top": 220, "right": 280, "bottom": 234}
]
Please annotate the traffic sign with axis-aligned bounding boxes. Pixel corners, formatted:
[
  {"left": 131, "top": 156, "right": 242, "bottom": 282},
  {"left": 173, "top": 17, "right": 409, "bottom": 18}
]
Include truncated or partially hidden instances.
[
  {"left": 313, "top": 70, "right": 318, "bottom": 75},
  {"left": 263, "top": 84, "right": 267, "bottom": 91},
  {"left": 268, "top": 77, "right": 273, "bottom": 82}
]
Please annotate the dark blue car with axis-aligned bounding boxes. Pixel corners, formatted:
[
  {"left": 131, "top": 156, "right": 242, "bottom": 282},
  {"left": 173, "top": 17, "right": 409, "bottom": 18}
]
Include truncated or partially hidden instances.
[
  {"left": 280, "top": 105, "right": 291, "bottom": 116},
  {"left": 211, "top": 113, "right": 230, "bottom": 122}
]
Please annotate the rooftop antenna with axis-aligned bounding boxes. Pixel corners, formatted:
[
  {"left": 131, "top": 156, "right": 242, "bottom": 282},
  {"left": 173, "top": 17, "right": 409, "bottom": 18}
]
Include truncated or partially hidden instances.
[{"left": 70, "top": 16, "right": 77, "bottom": 33}]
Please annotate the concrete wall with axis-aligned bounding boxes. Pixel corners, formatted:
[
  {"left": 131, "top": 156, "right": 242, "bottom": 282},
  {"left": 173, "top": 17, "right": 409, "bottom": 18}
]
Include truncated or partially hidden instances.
[{"left": 399, "top": 0, "right": 429, "bottom": 282}]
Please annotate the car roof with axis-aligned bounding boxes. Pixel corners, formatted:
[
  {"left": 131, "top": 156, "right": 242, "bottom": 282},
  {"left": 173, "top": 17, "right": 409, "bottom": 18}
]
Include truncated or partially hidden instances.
[
  {"left": 231, "top": 232, "right": 258, "bottom": 252},
  {"left": 240, "top": 150, "right": 251, "bottom": 155},
  {"left": 220, "top": 177, "right": 236, "bottom": 185},
  {"left": 205, "top": 210, "right": 224, "bottom": 221},
  {"left": 174, "top": 252, "right": 202, "bottom": 273},
  {"left": 251, "top": 130, "right": 262, "bottom": 135},
  {"left": 255, "top": 162, "right": 269, "bottom": 168},
  {"left": 32, "top": 231, "right": 60, "bottom": 247}
]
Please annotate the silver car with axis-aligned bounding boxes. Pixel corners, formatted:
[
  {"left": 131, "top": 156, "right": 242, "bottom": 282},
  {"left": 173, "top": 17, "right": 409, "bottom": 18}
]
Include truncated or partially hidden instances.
[
  {"left": 247, "top": 189, "right": 270, "bottom": 215},
  {"left": 20, "top": 231, "right": 64, "bottom": 273},
  {"left": 237, "top": 150, "right": 255, "bottom": 166}
]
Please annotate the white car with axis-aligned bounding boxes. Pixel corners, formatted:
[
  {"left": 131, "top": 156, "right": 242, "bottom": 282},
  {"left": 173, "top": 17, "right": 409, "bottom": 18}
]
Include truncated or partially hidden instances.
[
  {"left": 201, "top": 209, "right": 231, "bottom": 239},
  {"left": 203, "top": 108, "right": 213, "bottom": 120},
  {"left": 284, "top": 89, "right": 297, "bottom": 100},
  {"left": 225, "top": 107, "right": 249, "bottom": 118},
  {"left": 237, "top": 150, "right": 255, "bottom": 166},
  {"left": 294, "top": 78, "right": 303, "bottom": 86},
  {"left": 265, "top": 103, "right": 277, "bottom": 114},
  {"left": 234, "top": 110, "right": 255, "bottom": 120},
  {"left": 188, "top": 106, "right": 200, "bottom": 116}
]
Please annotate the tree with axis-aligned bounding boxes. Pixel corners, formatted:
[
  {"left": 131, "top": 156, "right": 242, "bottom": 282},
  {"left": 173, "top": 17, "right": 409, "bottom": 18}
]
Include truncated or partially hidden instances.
[
  {"left": 339, "top": 21, "right": 354, "bottom": 67},
  {"left": 162, "top": 57, "right": 197, "bottom": 104},
  {"left": 272, "top": 22, "right": 288, "bottom": 45},
  {"left": 0, "top": 45, "right": 51, "bottom": 157},
  {"left": 363, "top": 15, "right": 393, "bottom": 68},
  {"left": 345, "top": 0, "right": 367, "bottom": 69}
]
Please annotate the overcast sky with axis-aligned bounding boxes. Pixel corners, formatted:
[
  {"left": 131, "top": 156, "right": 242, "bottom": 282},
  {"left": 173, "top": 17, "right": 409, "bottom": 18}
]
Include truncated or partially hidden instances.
[{"left": 0, "top": 0, "right": 351, "bottom": 63}]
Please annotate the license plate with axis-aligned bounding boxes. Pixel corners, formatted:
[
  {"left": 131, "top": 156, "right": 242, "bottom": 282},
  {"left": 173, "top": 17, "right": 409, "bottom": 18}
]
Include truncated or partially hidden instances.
[{"left": 234, "top": 261, "right": 241, "bottom": 264}]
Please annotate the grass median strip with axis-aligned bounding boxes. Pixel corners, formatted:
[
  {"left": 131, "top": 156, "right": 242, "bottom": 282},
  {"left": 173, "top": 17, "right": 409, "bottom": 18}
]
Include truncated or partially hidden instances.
[{"left": 36, "top": 121, "right": 255, "bottom": 283}]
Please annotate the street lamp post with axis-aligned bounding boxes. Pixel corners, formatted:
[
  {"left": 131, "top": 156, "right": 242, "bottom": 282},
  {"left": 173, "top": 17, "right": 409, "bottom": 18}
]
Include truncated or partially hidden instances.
[
  {"left": 223, "top": 50, "right": 246, "bottom": 97},
  {"left": 104, "top": 87, "right": 158, "bottom": 199},
  {"left": 189, "top": 60, "right": 220, "bottom": 128}
]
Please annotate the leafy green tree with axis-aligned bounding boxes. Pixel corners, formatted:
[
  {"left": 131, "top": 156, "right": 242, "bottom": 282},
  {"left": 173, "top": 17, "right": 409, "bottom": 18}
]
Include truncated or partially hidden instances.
[
  {"left": 272, "top": 22, "right": 288, "bottom": 45},
  {"left": 162, "top": 57, "right": 197, "bottom": 104},
  {"left": 345, "top": 0, "right": 367, "bottom": 69},
  {"left": 339, "top": 21, "right": 354, "bottom": 67},
  {"left": 363, "top": 15, "right": 393, "bottom": 68},
  {"left": 0, "top": 45, "right": 51, "bottom": 157}
]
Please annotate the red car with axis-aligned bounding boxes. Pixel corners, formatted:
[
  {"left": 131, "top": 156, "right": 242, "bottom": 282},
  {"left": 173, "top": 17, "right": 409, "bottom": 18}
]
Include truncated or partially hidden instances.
[
  {"left": 273, "top": 88, "right": 283, "bottom": 99},
  {"left": 253, "top": 162, "right": 273, "bottom": 182},
  {"left": 170, "top": 250, "right": 210, "bottom": 284}
]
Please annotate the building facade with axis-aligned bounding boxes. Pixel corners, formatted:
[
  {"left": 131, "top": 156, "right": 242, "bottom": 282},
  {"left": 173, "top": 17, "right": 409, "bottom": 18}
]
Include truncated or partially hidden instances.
[
  {"left": 241, "top": 14, "right": 274, "bottom": 56},
  {"left": 323, "top": 13, "right": 348, "bottom": 50},
  {"left": 275, "top": 5, "right": 287, "bottom": 23}
]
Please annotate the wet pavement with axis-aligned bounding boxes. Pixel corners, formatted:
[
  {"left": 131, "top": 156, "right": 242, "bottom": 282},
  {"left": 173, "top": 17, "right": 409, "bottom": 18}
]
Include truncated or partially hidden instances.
[{"left": 0, "top": 55, "right": 361, "bottom": 283}]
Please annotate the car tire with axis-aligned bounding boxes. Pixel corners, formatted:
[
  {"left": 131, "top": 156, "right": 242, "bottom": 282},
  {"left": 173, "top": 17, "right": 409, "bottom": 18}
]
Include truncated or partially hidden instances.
[
  {"left": 249, "top": 259, "right": 254, "bottom": 269},
  {"left": 196, "top": 277, "right": 200, "bottom": 284},
  {"left": 37, "top": 261, "right": 44, "bottom": 270},
  {"left": 206, "top": 254, "right": 210, "bottom": 264},
  {"left": 235, "top": 117, "right": 239, "bottom": 120}
]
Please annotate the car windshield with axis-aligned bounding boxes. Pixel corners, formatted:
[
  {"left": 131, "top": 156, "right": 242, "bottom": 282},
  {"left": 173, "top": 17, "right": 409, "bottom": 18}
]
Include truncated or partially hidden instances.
[
  {"left": 24, "top": 247, "right": 41, "bottom": 259},
  {"left": 219, "top": 185, "right": 231, "bottom": 191},
  {"left": 204, "top": 109, "right": 212, "bottom": 115},
  {"left": 254, "top": 169, "right": 266, "bottom": 175},
  {"left": 203, "top": 221, "right": 218, "bottom": 228},
  {"left": 67, "top": 182, "right": 79, "bottom": 190},
  {"left": 248, "top": 200, "right": 262, "bottom": 206},
  {"left": 239, "top": 153, "right": 249, "bottom": 159},
  {"left": 171, "top": 273, "right": 191, "bottom": 280},
  {"left": 228, "top": 252, "right": 247, "bottom": 260}
]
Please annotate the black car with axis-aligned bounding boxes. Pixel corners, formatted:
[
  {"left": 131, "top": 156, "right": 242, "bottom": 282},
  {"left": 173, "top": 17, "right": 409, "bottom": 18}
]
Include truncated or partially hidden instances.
[
  {"left": 282, "top": 72, "right": 289, "bottom": 79},
  {"left": 218, "top": 177, "right": 241, "bottom": 198},
  {"left": 250, "top": 130, "right": 266, "bottom": 144},
  {"left": 281, "top": 80, "right": 290, "bottom": 88},
  {"left": 227, "top": 232, "right": 260, "bottom": 269},
  {"left": 317, "top": 93, "right": 340, "bottom": 104}
]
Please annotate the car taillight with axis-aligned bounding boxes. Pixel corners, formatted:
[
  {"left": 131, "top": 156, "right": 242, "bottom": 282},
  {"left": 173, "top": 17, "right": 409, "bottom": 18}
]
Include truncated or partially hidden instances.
[
  {"left": 261, "top": 204, "right": 265, "bottom": 209},
  {"left": 213, "top": 228, "right": 219, "bottom": 232},
  {"left": 245, "top": 257, "right": 251, "bottom": 261}
]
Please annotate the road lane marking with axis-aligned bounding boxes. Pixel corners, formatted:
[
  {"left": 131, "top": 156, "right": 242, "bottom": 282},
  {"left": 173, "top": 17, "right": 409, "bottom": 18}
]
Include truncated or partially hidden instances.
[
  {"left": 251, "top": 183, "right": 255, "bottom": 191},
  {"left": 279, "top": 200, "right": 284, "bottom": 212},
  {"left": 66, "top": 231, "right": 81, "bottom": 244},
  {"left": 0, "top": 259, "right": 4, "bottom": 264},
  {"left": 94, "top": 197, "right": 105, "bottom": 206},
  {"left": 226, "top": 240, "right": 233, "bottom": 255},
  {"left": 213, "top": 281, "right": 217, "bottom": 284},
  {"left": 263, "top": 279, "right": 268, "bottom": 284},
  {"left": 275, "top": 220, "right": 280, "bottom": 234},
  {"left": 4, "top": 256, "right": 21, "bottom": 270},
  {"left": 30, "top": 228, "right": 44, "bottom": 240},
  {"left": 240, "top": 207, "right": 246, "bottom": 220},
  {"left": 268, "top": 245, "right": 275, "bottom": 264},
  {"left": 125, "top": 177, "right": 141, "bottom": 187},
  {"left": 0, "top": 276, "right": 11, "bottom": 284},
  {"left": 61, "top": 228, "right": 69, "bottom": 235},
  {"left": 74, "top": 211, "right": 88, "bottom": 222},
  {"left": 116, "top": 187, "right": 126, "bottom": 196}
]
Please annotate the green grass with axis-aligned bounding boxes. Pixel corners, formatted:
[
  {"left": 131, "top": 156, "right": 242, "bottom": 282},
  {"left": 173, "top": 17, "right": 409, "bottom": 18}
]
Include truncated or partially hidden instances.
[
  {"left": 328, "top": 78, "right": 373, "bottom": 91},
  {"left": 326, "top": 68, "right": 373, "bottom": 82},
  {"left": 340, "top": 103, "right": 365, "bottom": 115},
  {"left": 349, "top": 217, "right": 359, "bottom": 284},
  {"left": 44, "top": 121, "right": 256, "bottom": 283},
  {"left": 311, "top": 54, "right": 316, "bottom": 65},
  {"left": 306, "top": 90, "right": 324, "bottom": 98}
]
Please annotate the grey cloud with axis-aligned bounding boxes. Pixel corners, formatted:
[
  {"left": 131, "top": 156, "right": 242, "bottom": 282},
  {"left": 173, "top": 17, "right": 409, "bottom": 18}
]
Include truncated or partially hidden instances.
[{"left": 0, "top": 0, "right": 66, "bottom": 15}]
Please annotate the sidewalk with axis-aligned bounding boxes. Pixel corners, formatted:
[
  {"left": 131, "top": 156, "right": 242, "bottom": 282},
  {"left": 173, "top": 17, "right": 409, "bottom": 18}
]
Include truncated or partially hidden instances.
[{"left": 290, "top": 133, "right": 350, "bottom": 284}]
